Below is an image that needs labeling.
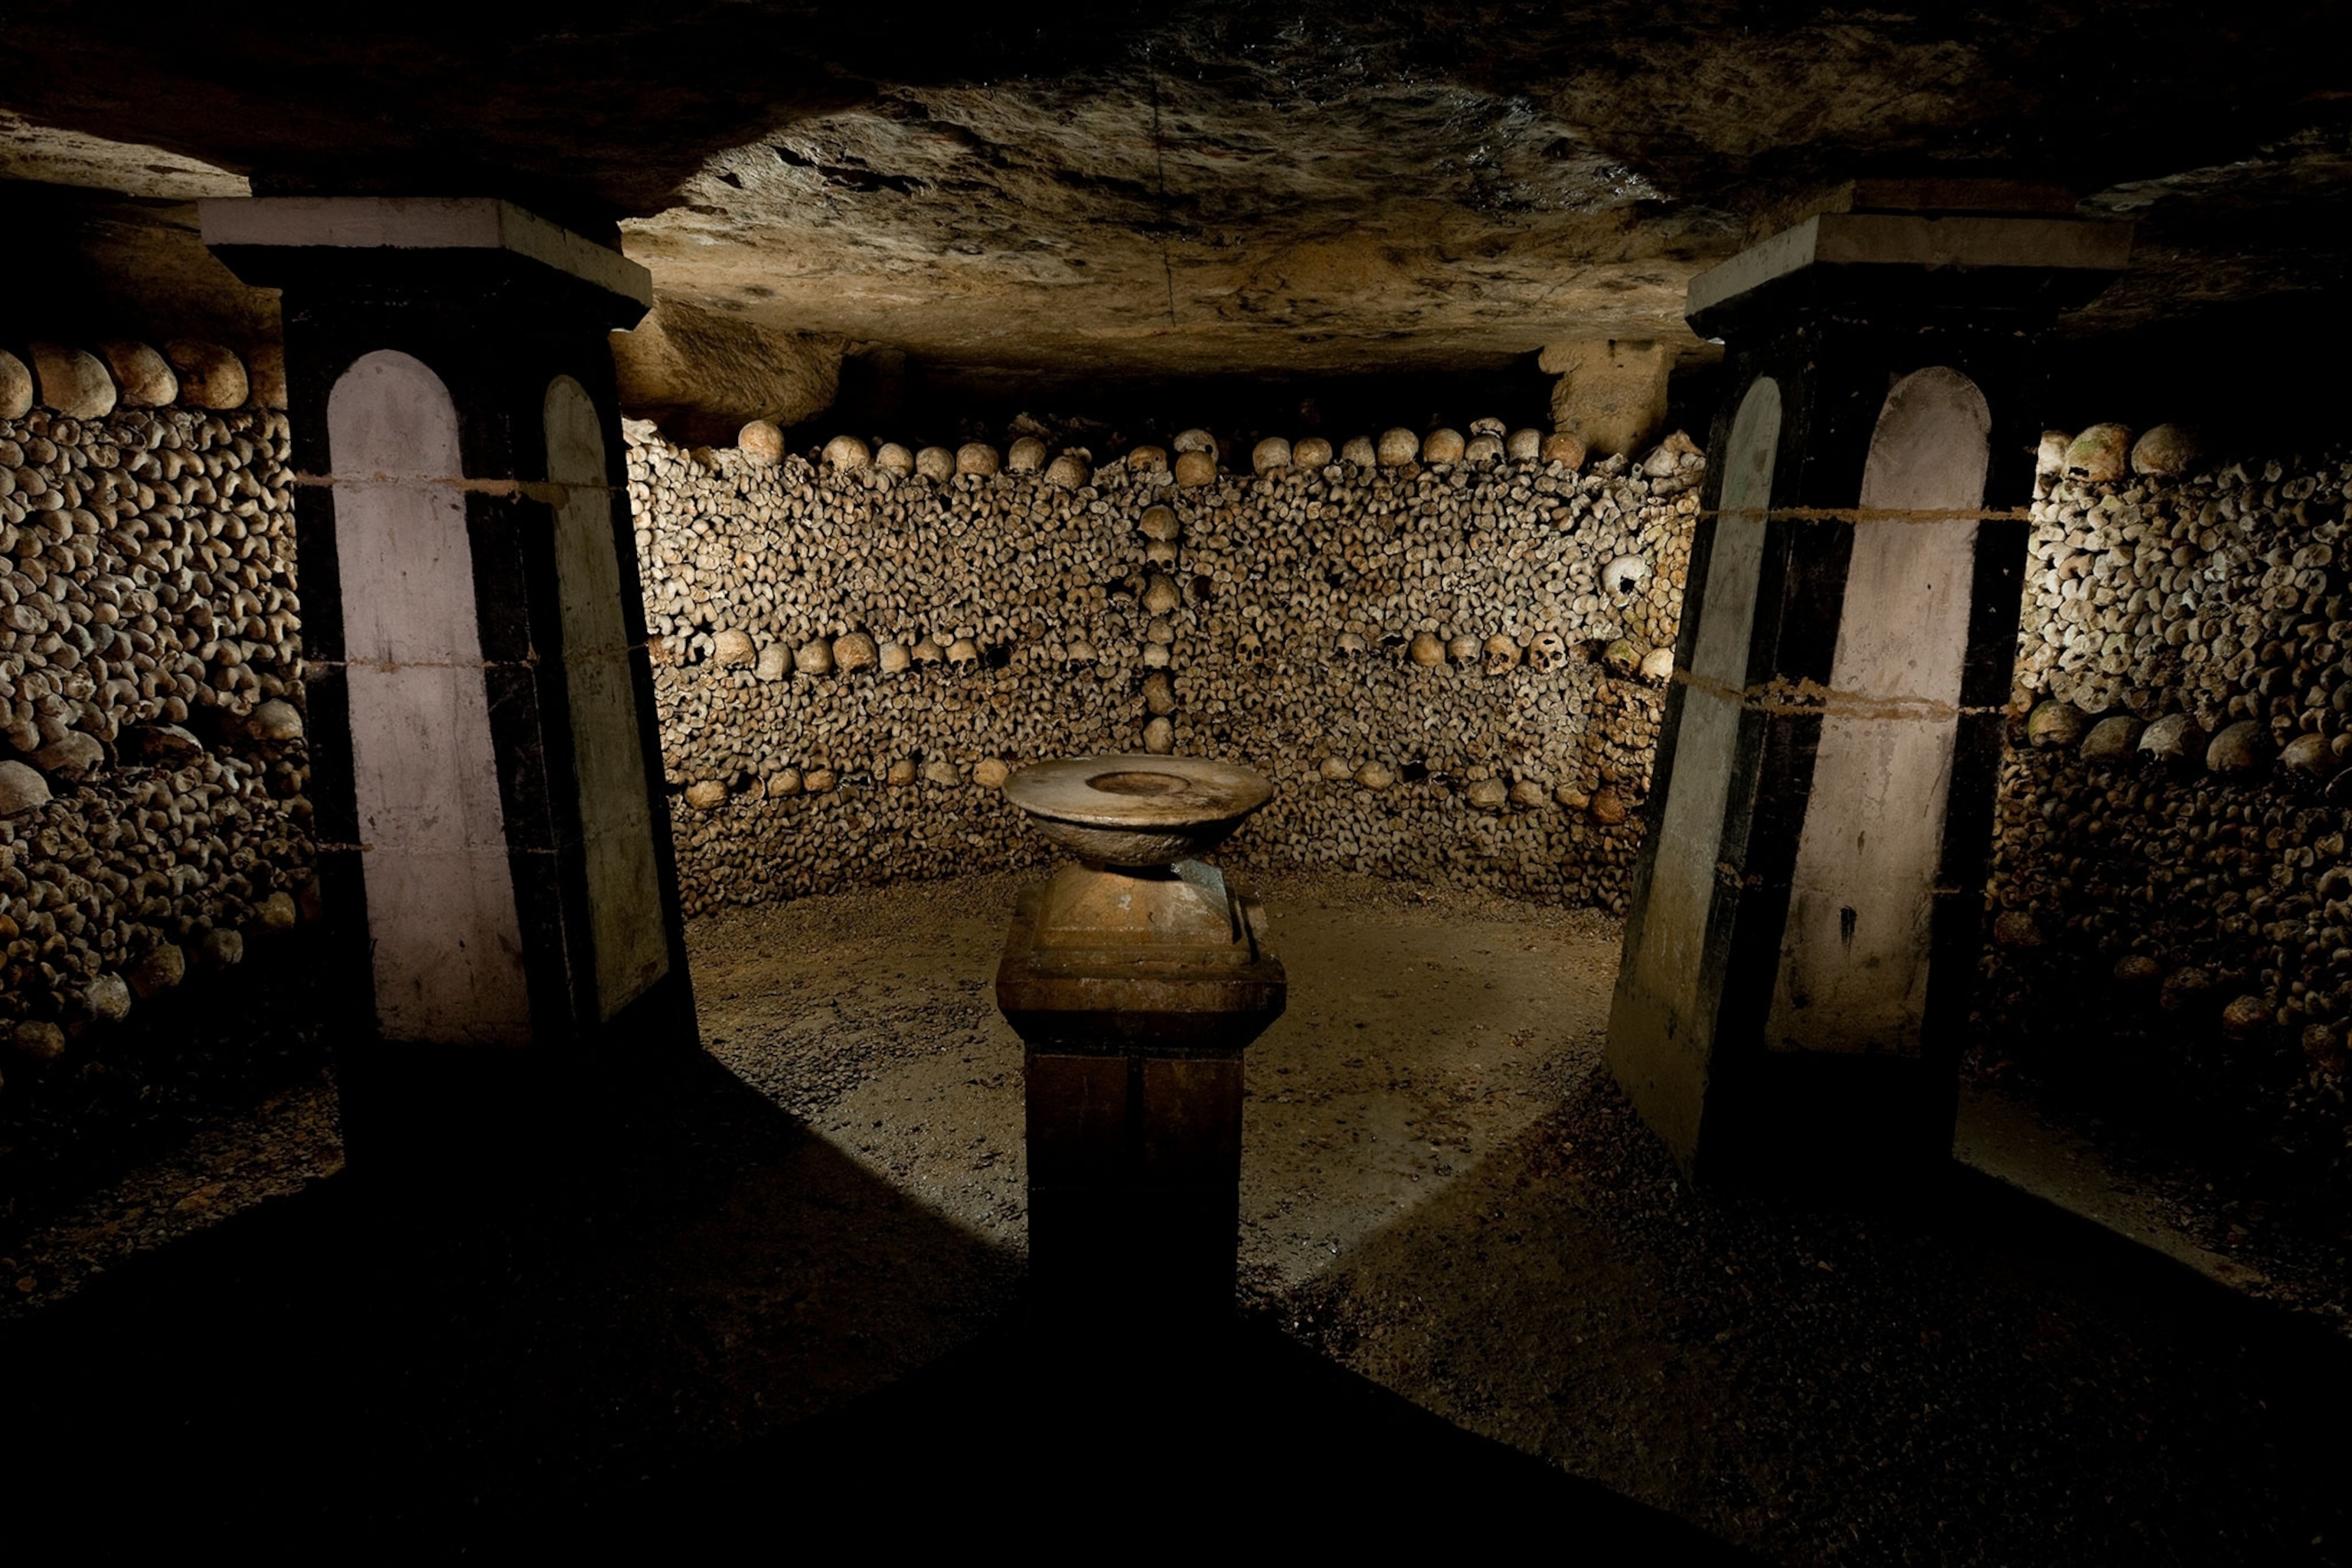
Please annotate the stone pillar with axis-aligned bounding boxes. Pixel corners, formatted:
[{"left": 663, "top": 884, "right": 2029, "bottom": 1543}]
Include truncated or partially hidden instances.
[
  {"left": 201, "top": 198, "right": 696, "bottom": 1169},
  {"left": 1540, "top": 338, "right": 1671, "bottom": 459},
  {"left": 1608, "top": 198, "right": 2132, "bottom": 1181}
]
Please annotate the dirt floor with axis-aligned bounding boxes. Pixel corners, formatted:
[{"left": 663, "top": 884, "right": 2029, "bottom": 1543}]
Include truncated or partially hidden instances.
[
  {"left": 686, "top": 866, "right": 1621, "bottom": 1303},
  {"left": 6, "top": 868, "right": 2348, "bottom": 1560},
  {"left": 687, "top": 869, "right": 2349, "bottom": 1563}
]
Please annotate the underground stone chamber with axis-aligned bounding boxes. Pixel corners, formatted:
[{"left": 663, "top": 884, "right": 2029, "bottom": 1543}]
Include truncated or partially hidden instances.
[{"left": 1, "top": 12, "right": 2348, "bottom": 1555}]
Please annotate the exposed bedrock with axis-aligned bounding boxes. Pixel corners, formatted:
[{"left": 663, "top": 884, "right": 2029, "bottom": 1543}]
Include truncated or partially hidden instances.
[
  {"left": 3, "top": 7, "right": 2346, "bottom": 404},
  {"left": 609, "top": 300, "right": 843, "bottom": 448}
]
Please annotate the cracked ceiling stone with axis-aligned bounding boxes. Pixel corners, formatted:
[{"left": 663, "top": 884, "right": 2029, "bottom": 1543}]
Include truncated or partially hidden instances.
[
  {"left": 609, "top": 301, "right": 843, "bottom": 444},
  {"left": 0, "top": 6, "right": 2342, "bottom": 401}
]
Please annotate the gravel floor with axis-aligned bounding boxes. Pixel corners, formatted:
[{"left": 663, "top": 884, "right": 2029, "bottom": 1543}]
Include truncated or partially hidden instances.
[
  {"left": 694, "top": 867, "right": 2348, "bottom": 1565},
  {"left": 687, "top": 866, "right": 1622, "bottom": 1293},
  {"left": 0, "top": 1073, "right": 341, "bottom": 1320},
  {"left": 7, "top": 867, "right": 2345, "bottom": 1560}
]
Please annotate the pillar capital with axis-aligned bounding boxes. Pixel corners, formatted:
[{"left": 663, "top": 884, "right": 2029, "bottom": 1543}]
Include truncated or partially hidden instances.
[
  {"left": 200, "top": 196, "right": 651, "bottom": 326},
  {"left": 1687, "top": 206, "right": 2132, "bottom": 338}
]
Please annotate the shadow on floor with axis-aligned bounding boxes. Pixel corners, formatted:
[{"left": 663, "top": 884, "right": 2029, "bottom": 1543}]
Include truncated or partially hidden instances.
[
  {"left": 7, "top": 1052, "right": 1018, "bottom": 1549},
  {"left": 596, "top": 1312, "right": 1756, "bottom": 1554},
  {"left": 1276, "top": 1067, "right": 2352, "bottom": 1564},
  {"left": 4, "top": 1050, "right": 1740, "bottom": 1556}
]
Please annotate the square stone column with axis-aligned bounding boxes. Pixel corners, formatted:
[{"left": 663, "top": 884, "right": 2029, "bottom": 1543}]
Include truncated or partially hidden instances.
[
  {"left": 1608, "top": 194, "right": 2132, "bottom": 1181},
  {"left": 201, "top": 198, "right": 695, "bottom": 1169}
]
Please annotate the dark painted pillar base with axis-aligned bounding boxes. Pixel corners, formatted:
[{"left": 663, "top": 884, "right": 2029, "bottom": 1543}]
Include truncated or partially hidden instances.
[
  {"left": 1695, "top": 1056, "right": 1958, "bottom": 1191},
  {"left": 332, "top": 977, "right": 703, "bottom": 1188}
]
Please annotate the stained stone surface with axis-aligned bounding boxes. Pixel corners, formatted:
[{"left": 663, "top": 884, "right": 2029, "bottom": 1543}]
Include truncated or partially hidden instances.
[{"left": 2, "top": 8, "right": 2347, "bottom": 395}]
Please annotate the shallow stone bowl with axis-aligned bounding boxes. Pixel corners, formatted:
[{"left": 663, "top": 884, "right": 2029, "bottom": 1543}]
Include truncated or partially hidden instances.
[{"left": 1003, "top": 755, "right": 1274, "bottom": 867}]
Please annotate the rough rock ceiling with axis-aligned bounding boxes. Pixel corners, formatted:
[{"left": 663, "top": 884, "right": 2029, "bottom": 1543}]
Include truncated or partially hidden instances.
[{"left": 2, "top": 4, "right": 2345, "bottom": 383}]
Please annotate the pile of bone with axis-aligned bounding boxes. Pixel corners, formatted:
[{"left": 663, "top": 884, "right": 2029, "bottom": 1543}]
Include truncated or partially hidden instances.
[
  {"left": 625, "top": 415, "right": 1703, "bottom": 919},
  {"left": 733, "top": 416, "right": 1603, "bottom": 492},
  {"left": 0, "top": 750, "right": 315, "bottom": 1093},
  {"left": 1983, "top": 745, "right": 2352, "bottom": 1083},
  {"left": 2, "top": 341, "right": 286, "bottom": 423},
  {"left": 1984, "top": 430, "right": 2352, "bottom": 1091},
  {"left": 3, "top": 409, "right": 304, "bottom": 740},
  {"left": 0, "top": 343, "right": 312, "bottom": 1089},
  {"left": 2015, "top": 426, "right": 2352, "bottom": 782}
]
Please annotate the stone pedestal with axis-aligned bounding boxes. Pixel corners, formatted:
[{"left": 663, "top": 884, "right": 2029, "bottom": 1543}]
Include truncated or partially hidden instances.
[
  {"left": 997, "top": 863, "right": 1285, "bottom": 1315},
  {"left": 1609, "top": 196, "right": 2132, "bottom": 1182},
  {"left": 201, "top": 198, "right": 695, "bottom": 1172}
]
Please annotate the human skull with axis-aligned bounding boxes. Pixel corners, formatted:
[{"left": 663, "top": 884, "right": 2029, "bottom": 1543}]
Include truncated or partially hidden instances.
[
  {"left": 739, "top": 421, "right": 785, "bottom": 465},
  {"left": 1527, "top": 631, "right": 1568, "bottom": 672},
  {"left": 1602, "top": 555, "right": 1649, "bottom": 596},
  {"left": 1482, "top": 634, "right": 1521, "bottom": 675},
  {"left": 1540, "top": 431, "right": 1586, "bottom": 469},
  {"left": 2065, "top": 423, "right": 2130, "bottom": 483}
]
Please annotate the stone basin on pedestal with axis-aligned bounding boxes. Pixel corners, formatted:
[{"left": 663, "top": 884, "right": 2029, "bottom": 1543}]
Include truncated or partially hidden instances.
[{"left": 995, "top": 756, "right": 1285, "bottom": 1314}]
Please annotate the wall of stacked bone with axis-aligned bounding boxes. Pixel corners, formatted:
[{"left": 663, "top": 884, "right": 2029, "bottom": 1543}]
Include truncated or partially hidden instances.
[
  {"left": 0, "top": 342, "right": 314, "bottom": 1099},
  {"left": 1984, "top": 421, "right": 2352, "bottom": 1132},
  {"left": 629, "top": 421, "right": 1701, "bottom": 916}
]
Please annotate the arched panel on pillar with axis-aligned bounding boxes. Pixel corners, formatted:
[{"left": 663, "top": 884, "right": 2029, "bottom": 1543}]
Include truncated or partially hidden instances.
[
  {"left": 1612, "top": 374, "right": 1784, "bottom": 1159},
  {"left": 543, "top": 375, "right": 668, "bottom": 1021},
  {"left": 326, "top": 349, "right": 532, "bottom": 1044},
  {"left": 1770, "top": 368, "right": 1991, "bottom": 1054}
]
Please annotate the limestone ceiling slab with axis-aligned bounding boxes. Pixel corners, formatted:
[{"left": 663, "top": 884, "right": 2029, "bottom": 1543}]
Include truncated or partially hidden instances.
[{"left": 1, "top": 5, "right": 2342, "bottom": 376}]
